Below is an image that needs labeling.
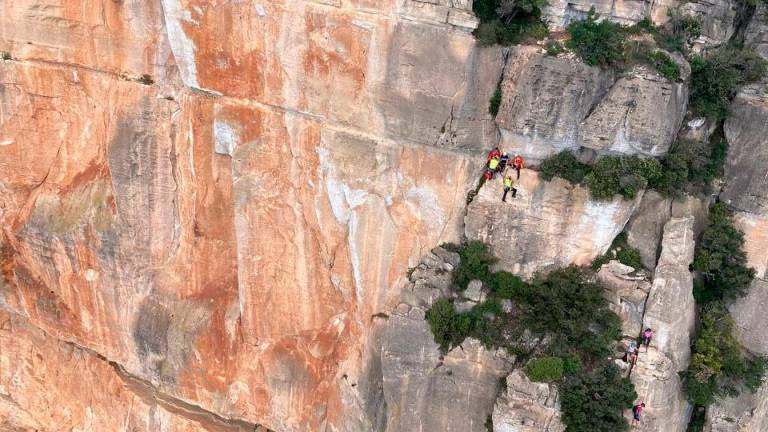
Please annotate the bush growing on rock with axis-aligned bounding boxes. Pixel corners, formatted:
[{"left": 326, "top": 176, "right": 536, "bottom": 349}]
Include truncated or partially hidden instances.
[
  {"left": 566, "top": 8, "right": 626, "bottom": 67},
  {"left": 681, "top": 303, "right": 767, "bottom": 406},
  {"left": 646, "top": 50, "right": 680, "bottom": 81},
  {"left": 689, "top": 48, "right": 767, "bottom": 120},
  {"left": 489, "top": 270, "right": 528, "bottom": 299},
  {"left": 560, "top": 364, "right": 637, "bottom": 431},
  {"left": 522, "top": 266, "right": 623, "bottom": 360},
  {"left": 591, "top": 233, "right": 644, "bottom": 270},
  {"left": 653, "top": 135, "right": 728, "bottom": 196},
  {"left": 473, "top": 0, "right": 549, "bottom": 46},
  {"left": 692, "top": 203, "right": 755, "bottom": 302},
  {"left": 524, "top": 356, "right": 564, "bottom": 382},
  {"left": 538, "top": 151, "right": 591, "bottom": 184},
  {"left": 453, "top": 241, "right": 498, "bottom": 290},
  {"left": 585, "top": 155, "right": 663, "bottom": 200}
]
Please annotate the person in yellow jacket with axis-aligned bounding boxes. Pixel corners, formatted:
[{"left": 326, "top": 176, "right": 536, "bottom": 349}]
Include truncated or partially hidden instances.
[{"left": 502, "top": 175, "right": 517, "bottom": 202}]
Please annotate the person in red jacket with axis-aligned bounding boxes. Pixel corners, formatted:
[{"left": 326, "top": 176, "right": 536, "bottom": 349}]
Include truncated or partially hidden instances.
[
  {"left": 512, "top": 154, "right": 524, "bottom": 179},
  {"left": 632, "top": 402, "right": 646, "bottom": 427},
  {"left": 487, "top": 147, "right": 501, "bottom": 162}
]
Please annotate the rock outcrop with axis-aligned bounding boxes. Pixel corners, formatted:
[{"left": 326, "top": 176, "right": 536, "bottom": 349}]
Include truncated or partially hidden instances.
[
  {"left": 746, "top": 4, "right": 768, "bottom": 60},
  {"left": 599, "top": 262, "right": 652, "bottom": 337},
  {"left": 465, "top": 169, "right": 642, "bottom": 278},
  {"left": 495, "top": 49, "right": 689, "bottom": 161},
  {"left": 578, "top": 61, "right": 690, "bottom": 157},
  {"left": 380, "top": 247, "right": 513, "bottom": 432},
  {"left": 722, "top": 84, "right": 768, "bottom": 215},
  {"left": 681, "top": 0, "right": 739, "bottom": 49},
  {"left": 630, "top": 215, "right": 696, "bottom": 432},
  {"left": 492, "top": 370, "right": 566, "bottom": 432},
  {"left": 624, "top": 191, "right": 673, "bottom": 270},
  {"left": 543, "top": 0, "right": 679, "bottom": 30},
  {"left": 495, "top": 47, "right": 614, "bottom": 161}
]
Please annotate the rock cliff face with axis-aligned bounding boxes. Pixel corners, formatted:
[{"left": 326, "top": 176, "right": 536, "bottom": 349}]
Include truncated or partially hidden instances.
[
  {"left": 0, "top": 1, "right": 500, "bottom": 430},
  {"left": 630, "top": 215, "right": 696, "bottom": 432},
  {"left": 495, "top": 49, "right": 689, "bottom": 162},
  {"left": 465, "top": 169, "right": 642, "bottom": 278},
  {"left": 543, "top": 0, "right": 678, "bottom": 30},
  {"left": 2, "top": 1, "right": 768, "bottom": 431}
]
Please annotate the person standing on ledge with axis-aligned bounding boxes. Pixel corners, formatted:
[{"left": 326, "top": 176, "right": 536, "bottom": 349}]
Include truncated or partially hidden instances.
[
  {"left": 512, "top": 154, "right": 524, "bottom": 179},
  {"left": 502, "top": 175, "right": 517, "bottom": 202}
]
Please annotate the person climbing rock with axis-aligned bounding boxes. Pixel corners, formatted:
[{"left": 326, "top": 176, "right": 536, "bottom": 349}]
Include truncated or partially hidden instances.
[
  {"left": 642, "top": 328, "right": 654, "bottom": 351},
  {"left": 483, "top": 168, "right": 493, "bottom": 182},
  {"left": 631, "top": 402, "right": 646, "bottom": 427},
  {"left": 498, "top": 152, "right": 510, "bottom": 172},
  {"left": 502, "top": 175, "right": 517, "bottom": 202},
  {"left": 626, "top": 341, "right": 638, "bottom": 366},
  {"left": 488, "top": 156, "right": 500, "bottom": 175},
  {"left": 512, "top": 154, "right": 524, "bottom": 179},
  {"left": 487, "top": 147, "right": 501, "bottom": 162}
]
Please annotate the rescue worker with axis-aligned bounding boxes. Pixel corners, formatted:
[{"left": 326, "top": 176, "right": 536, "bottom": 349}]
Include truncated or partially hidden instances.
[
  {"left": 488, "top": 157, "right": 500, "bottom": 177},
  {"left": 487, "top": 147, "right": 501, "bottom": 162},
  {"left": 498, "top": 152, "right": 510, "bottom": 172},
  {"left": 502, "top": 175, "right": 517, "bottom": 202},
  {"left": 512, "top": 154, "right": 524, "bottom": 179}
]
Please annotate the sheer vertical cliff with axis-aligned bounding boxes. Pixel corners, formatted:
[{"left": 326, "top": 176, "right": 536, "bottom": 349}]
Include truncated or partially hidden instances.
[{"left": 2, "top": 1, "right": 768, "bottom": 431}]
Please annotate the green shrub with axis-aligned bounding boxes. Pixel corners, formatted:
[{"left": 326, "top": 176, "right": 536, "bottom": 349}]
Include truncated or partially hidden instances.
[
  {"left": 453, "top": 241, "right": 498, "bottom": 289},
  {"left": 681, "top": 303, "right": 767, "bottom": 406},
  {"left": 489, "top": 86, "right": 502, "bottom": 117},
  {"left": 489, "top": 271, "right": 527, "bottom": 299},
  {"left": 566, "top": 8, "right": 626, "bottom": 67},
  {"left": 560, "top": 364, "right": 637, "bottom": 432},
  {"left": 485, "top": 415, "right": 493, "bottom": 432},
  {"left": 472, "top": 0, "right": 549, "bottom": 46},
  {"left": 545, "top": 41, "right": 565, "bottom": 56},
  {"left": 523, "top": 266, "right": 623, "bottom": 360},
  {"left": 689, "top": 48, "right": 768, "bottom": 120},
  {"left": 653, "top": 133, "right": 728, "bottom": 195},
  {"left": 538, "top": 151, "right": 592, "bottom": 184},
  {"left": 425, "top": 296, "right": 507, "bottom": 351},
  {"left": 692, "top": 203, "right": 755, "bottom": 302},
  {"left": 647, "top": 50, "right": 680, "bottom": 81},
  {"left": 592, "top": 232, "right": 644, "bottom": 269},
  {"left": 524, "top": 357, "right": 564, "bottom": 382},
  {"left": 653, "top": 11, "right": 701, "bottom": 53},
  {"left": 563, "top": 354, "right": 584, "bottom": 375},
  {"left": 586, "top": 155, "right": 662, "bottom": 199},
  {"left": 425, "top": 298, "right": 469, "bottom": 350}
]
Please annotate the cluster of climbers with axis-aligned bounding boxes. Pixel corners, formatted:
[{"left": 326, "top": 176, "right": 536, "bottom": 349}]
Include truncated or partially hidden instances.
[
  {"left": 485, "top": 147, "right": 524, "bottom": 202},
  {"left": 627, "top": 328, "right": 654, "bottom": 428}
]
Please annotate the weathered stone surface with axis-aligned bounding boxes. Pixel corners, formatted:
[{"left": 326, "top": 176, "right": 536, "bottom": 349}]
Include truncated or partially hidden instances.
[
  {"left": 0, "top": 309, "right": 260, "bottom": 432},
  {"left": 465, "top": 170, "right": 642, "bottom": 278},
  {"left": 630, "top": 215, "right": 696, "bottom": 432},
  {"left": 746, "top": 4, "right": 768, "bottom": 60},
  {"left": 543, "top": 0, "right": 679, "bottom": 30},
  {"left": 598, "top": 263, "right": 652, "bottom": 337},
  {"left": 733, "top": 212, "right": 768, "bottom": 280},
  {"left": 579, "top": 62, "right": 690, "bottom": 157},
  {"left": 381, "top": 308, "right": 512, "bottom": 432},
  {"left": 729, "top": 279, "right": 768, "bottom": 353},
  {"left": 495, "top": 47, "right": 614, "bottom": 162},
  {"left": 722, "top": 85, "right": 768, "bottom": 215},
  {"left": 705, "top": 383, "right": 768, "bottom": 432},
  {"left": 681, "top": 0, "right": 739, "bottom": 49},
  {"left": 704, "top": 279, "right": 768, "bottom": 431},
  {"left": 625, "top": 191, "right": 673, "bottom": 270},
  {"left": 0, "top": 46, "right": 480, "bottom": 432},
  {"left": 492, "top": 370, "right": 566, "bottom": 432}
]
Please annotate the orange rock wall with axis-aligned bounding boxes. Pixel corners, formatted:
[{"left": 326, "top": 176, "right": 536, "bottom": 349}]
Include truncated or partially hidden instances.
[{"left": 0, "top": 1, "right": 496, "bottom": 430}]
